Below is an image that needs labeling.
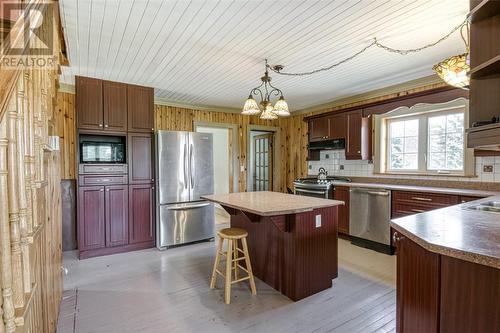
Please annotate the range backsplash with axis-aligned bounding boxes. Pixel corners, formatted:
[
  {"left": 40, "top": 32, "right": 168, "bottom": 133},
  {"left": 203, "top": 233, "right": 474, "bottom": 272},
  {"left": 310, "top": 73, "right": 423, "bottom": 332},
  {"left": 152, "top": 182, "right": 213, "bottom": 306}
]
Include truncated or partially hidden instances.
[{"left": 308, "top": 150, "right": 500, "bottom": 183}]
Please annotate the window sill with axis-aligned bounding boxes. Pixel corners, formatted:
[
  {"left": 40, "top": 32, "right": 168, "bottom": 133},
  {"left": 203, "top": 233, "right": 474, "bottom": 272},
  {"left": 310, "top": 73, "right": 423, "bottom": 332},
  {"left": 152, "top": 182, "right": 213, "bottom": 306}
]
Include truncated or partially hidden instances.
[{"left": 374, "top": 172, "right": 477, "bottom": 178}]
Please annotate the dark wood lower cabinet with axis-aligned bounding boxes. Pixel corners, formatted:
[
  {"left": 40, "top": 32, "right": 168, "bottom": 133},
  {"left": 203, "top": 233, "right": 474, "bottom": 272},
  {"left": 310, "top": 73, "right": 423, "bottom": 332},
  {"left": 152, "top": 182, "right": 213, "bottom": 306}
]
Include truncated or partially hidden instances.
[
  {"left": 333, "top": 186, "right": 349, "bottom": 235},
  {"left": 396, "top": 235, "right": 440, "bottom": 333},
  {"left": 78, "top": 182, "right": 154, "bottom": 259},
  {"left": 394, "top": 232, "right": 500, "bottom": 333},
  {"left": 105, "top": 185, "right": 128, "bottom": 247},
  {"left": 129, "top": 184, "right": 155, "bottom": 244},
  {"left": 78, "top": 186, "right": 105, "bottom": 250}
]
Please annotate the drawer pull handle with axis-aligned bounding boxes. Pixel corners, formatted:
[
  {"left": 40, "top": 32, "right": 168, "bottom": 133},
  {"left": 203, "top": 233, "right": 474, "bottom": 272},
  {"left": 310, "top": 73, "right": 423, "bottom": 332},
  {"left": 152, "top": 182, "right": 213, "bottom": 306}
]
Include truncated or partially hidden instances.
[
  {"left": 411, "top": 209, "right": 425, "bottom": 213},
  {"left": 411, "top": 197, "right": 432, "bottom": 202}
]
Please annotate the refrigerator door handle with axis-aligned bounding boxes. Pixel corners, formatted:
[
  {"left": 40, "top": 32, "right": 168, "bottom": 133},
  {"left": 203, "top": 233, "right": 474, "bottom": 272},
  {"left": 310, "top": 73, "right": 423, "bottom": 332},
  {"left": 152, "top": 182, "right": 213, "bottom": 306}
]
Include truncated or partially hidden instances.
[
  {"left": 166, "top": 202, "right": 210, "bottom": 210},
  {"left": 190, "top": 143, "right": 194, "bottom": 189},
  {"left": 183, "top": 143, "right": 188, "bottom": 188}
]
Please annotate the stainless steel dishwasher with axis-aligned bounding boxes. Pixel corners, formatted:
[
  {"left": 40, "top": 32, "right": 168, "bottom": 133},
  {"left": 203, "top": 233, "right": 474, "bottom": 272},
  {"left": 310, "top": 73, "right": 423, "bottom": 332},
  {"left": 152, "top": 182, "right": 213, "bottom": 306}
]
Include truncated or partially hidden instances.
[{"left": 349, "top": 187, "right": 392, "bottom": 254}]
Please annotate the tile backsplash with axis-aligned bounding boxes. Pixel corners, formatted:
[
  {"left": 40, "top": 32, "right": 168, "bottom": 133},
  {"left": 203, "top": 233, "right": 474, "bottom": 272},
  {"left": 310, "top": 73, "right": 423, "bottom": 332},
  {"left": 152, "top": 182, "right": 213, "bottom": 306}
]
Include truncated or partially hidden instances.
[{"left": 308, "top": 150, "right": 500, "bottom": 182}]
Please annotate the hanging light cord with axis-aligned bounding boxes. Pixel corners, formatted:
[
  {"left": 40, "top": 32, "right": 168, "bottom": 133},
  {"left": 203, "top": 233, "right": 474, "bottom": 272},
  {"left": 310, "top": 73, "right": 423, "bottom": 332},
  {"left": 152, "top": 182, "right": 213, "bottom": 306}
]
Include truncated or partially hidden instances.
[{"left": 268, "top": 17, "right": 470, "bottom": 76}]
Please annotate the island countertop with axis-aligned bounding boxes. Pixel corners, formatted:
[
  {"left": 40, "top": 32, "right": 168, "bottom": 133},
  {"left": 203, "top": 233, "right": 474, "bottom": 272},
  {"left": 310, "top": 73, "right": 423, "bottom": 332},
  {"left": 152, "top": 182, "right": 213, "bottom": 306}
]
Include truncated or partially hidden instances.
[
  {"left": 202, "top": 191, "right": 344, "bottom": 216},
  {"left": 391, "top": 196, "right": 500, "bottom": 269}
]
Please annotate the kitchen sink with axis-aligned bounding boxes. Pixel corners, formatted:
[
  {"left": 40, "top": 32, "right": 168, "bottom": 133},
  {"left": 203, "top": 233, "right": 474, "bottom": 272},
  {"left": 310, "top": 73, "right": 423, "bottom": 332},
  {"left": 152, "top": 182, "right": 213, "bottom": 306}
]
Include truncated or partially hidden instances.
[{"left": 465, "top": 201, "right": 500, "bottom": 213}]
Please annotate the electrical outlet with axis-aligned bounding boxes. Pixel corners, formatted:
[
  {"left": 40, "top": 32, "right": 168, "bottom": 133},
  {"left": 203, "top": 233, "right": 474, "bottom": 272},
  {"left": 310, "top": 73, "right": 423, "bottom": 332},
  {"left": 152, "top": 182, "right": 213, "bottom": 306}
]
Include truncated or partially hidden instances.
[
  {"left": 309, "top": 164, "right": 312, "bottom": 170},
  {"left": 315, "top": 215, "right": 321, "bottom": 228},
  {"left": 340, "top": 165, "right": 344, "bottom": 170},
  {"left": 325, "top": 154, "right": 330, "bottom": 159},
  {"left": 483, "top": 165, "right": 494, "bottom": 173}
]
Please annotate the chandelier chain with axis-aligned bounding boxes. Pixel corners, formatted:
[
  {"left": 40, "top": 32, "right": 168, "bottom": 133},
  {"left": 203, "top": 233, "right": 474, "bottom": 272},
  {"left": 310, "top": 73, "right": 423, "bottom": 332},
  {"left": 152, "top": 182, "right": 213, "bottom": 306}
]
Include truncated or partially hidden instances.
[{"left": 268, "top": 17, "right": 470, "bottom": 77}]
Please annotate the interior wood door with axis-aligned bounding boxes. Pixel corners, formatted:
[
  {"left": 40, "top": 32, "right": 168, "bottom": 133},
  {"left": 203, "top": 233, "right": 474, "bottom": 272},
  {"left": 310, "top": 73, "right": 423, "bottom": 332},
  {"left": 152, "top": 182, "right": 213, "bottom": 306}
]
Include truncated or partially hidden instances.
[
  {"left": 129, "top": 184, "right": 155, "bottom": 244},
  {"left": 309, "top": 117, "right": 330, "bottom": 141},
  {"left": 105, "top": 185, "right": 129, "bottom": 247},
  {"left": 396, "top": 234, "right": 440, "bottom": 333},
  {"left": 128, "top": 133, "right": 153, "bottom": 184},
  {"left": 252, "top": 133, "right": 273, "bottom": 191},
  {"left": 78, "top": 186, "right": 105, "bottom": 250},
  {"left": 127, "top": 85, "right": 154, "bottom": 132},
  {"left": 103, "top": 80, "right": 127, "bottom": 132},
  {"left": 346, "top": 110, "right": 362, "bottom": 159},
  {"left": 333, "top": 186, "right": 349, "bottom": 234},
  {"left": 76, "top": 76, "right": 103, "bottom": 130}
]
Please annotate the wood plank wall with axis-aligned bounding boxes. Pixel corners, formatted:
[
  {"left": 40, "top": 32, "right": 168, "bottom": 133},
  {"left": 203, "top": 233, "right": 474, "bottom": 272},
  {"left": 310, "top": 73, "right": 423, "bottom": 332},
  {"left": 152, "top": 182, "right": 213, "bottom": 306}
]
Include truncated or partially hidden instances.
[
  {"left": 56, "top": 81, "right": 447, "bottom": 191},
  {"left": 0, "top": 3, "right": 64, "bottom": 332}
]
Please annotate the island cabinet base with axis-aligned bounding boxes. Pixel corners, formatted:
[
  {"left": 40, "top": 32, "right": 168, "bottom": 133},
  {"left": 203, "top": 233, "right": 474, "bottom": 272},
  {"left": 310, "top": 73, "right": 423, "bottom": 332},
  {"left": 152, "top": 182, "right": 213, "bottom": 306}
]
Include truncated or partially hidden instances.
[
  {"left": 395, "top": 235, "right": 500, "bottom": 333},
  {"left": 224, "top": 205, "right": 338, "bottom": 301}
]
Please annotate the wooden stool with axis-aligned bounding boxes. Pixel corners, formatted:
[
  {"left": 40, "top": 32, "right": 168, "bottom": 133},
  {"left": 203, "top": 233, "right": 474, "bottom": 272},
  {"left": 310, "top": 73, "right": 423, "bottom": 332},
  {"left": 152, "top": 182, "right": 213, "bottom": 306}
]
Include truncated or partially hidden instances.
[{"left": 210, "top": 227, "right": 257, "bottom": 304}]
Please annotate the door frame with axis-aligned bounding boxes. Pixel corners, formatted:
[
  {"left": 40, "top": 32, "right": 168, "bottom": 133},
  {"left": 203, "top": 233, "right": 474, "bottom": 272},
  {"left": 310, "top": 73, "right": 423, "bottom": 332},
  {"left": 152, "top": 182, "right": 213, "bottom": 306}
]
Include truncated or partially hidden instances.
[
  {"left": 247, "top": 124, "right": 281, "bottom": 192},
  {"left": 193, "top": 121, "right": 239, "bottom": 193}
]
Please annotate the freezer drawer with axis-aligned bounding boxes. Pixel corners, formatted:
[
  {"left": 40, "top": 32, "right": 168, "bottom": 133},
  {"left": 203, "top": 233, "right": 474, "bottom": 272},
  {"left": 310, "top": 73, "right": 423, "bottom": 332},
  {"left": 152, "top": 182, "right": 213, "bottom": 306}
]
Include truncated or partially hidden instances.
[{"left": 157, "top": 201, "right": 214, "bottom": 248}]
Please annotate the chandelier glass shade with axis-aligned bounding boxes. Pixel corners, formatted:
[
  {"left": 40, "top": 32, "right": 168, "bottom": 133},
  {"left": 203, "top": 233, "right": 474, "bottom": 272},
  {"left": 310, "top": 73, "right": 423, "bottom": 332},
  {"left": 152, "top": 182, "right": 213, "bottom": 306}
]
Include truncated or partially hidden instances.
[
  {"left": 433, "top": 53, "right": 470, "bottom": 89},
  {"left": 433, "top": 24, "right": 470, "bottom": 89},
  {"left": 241, "top": 59, "right": 290, "bottom": 119}
]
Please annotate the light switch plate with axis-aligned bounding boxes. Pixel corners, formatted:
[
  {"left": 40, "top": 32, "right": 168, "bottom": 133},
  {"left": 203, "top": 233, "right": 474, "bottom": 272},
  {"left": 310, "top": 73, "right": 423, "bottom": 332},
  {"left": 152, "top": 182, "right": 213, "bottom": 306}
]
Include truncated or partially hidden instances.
[{"left": 315, "top": 215, "right": 321, "bottom": 228}]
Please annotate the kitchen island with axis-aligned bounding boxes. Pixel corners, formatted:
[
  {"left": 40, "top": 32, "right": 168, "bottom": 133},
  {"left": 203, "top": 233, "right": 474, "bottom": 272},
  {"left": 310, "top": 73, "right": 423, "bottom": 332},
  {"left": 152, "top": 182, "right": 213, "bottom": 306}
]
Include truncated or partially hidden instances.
[
  {"left": 202, "top": 191, "right": 344, "bottom": 301},
  {"left": 391, "top": 196, "right": 500, "bottom": 333}
]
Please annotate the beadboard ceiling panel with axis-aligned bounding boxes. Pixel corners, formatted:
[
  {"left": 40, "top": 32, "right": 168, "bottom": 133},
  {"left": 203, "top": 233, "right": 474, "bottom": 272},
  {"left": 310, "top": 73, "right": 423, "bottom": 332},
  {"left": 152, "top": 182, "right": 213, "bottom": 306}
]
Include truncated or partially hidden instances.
[{"left": 59, "top": 0, "right": 469, "bottom": 111}]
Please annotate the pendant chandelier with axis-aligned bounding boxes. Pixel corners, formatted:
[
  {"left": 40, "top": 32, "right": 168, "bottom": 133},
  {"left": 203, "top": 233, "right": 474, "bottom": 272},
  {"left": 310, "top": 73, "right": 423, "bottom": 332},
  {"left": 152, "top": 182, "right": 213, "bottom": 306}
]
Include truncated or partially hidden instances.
[
  {"left": 241, "top": 59, "right": 290, "bottom": 119},
  {"left": 433, "top": 23, "right": 470, "bottom": 89}
]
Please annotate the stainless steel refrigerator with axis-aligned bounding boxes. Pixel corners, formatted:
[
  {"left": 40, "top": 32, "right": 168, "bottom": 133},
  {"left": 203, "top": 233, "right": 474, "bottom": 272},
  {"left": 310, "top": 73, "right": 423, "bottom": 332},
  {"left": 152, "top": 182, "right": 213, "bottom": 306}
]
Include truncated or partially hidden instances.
[{"left": 155, "top": 131, "right": 214, "bottom": 249}]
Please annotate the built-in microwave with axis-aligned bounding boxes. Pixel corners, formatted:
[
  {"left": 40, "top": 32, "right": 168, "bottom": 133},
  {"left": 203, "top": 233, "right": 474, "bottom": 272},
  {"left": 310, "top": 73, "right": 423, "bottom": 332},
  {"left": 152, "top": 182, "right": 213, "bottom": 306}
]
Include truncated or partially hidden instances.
[{"left": 80, "top": 141, "right": 125, "bottom": 164}]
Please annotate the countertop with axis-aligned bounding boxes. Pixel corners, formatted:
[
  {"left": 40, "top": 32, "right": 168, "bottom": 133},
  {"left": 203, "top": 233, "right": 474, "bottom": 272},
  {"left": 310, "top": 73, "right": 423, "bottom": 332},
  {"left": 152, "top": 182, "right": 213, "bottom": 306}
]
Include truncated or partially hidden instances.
[
  {"left": 330, "top": 181, "right": 499, "bottom": 197},
  {"left": 390, "top": 196, "right": 500, "bottom": 269},
  {"left": 202, "top": 191, "right": 344, "bottom": 216}
]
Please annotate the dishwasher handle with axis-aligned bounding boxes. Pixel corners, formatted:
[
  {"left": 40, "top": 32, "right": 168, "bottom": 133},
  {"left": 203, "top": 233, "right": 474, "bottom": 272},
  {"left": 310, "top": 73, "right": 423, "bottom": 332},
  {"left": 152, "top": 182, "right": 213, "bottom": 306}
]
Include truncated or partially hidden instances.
[{"left": 350, "top": 188, "right": 390, "bottom": 196}]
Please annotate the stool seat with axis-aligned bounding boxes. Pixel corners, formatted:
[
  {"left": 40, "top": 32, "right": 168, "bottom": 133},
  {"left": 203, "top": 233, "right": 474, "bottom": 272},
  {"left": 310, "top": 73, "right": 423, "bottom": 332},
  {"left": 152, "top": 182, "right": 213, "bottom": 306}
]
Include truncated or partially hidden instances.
[
  {"left": 217, "top": 227, "right": 248, "bottom": 239},
  {"left": 210, "top": 227, "right": 256, "bottom": 304}
]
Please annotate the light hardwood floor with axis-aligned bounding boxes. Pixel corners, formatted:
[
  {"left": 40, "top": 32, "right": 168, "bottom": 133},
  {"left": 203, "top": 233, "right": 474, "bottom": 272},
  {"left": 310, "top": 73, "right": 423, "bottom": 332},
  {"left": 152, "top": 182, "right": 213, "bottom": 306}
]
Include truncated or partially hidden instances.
[{"left": 57, "top": 236, "right": 396, "bottom": 333}]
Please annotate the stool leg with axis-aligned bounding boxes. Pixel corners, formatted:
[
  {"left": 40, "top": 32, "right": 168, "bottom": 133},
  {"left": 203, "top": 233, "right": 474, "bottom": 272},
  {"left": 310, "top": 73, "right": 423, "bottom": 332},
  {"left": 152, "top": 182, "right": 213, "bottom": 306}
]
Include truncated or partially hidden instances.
[
  {"left": 210, "top": 236, "right": 223, "bottom": 289},
  {"left": 233, "top": 239, "right": 239, "bottom": 280},
  {"left": 241, "top": 237, "right": 257, "bottom": 295},
  {"left": 224, "top": 239, "right": 233, "bottom": 304}
]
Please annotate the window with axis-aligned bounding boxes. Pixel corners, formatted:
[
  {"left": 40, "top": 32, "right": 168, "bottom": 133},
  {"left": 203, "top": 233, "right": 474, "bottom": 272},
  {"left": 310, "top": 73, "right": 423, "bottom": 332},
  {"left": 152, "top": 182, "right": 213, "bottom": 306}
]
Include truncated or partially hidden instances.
[{"left": 385, "top": 108, "right": 466, "bottom": 174}]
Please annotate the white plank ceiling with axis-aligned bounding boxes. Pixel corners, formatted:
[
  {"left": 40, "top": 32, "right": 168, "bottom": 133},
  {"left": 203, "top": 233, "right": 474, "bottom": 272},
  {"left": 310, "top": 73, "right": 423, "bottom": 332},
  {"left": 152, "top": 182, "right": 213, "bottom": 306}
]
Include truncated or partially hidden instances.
[{"left": 59, "top": 0, "right": 469, "bottom": 111}]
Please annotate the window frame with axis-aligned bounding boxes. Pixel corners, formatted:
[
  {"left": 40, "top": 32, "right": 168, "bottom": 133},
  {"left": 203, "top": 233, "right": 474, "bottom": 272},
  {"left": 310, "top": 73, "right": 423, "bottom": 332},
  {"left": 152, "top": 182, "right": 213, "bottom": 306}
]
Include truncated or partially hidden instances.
[{"left": 384, "top": 106, "right": 466, "bottom": 176}]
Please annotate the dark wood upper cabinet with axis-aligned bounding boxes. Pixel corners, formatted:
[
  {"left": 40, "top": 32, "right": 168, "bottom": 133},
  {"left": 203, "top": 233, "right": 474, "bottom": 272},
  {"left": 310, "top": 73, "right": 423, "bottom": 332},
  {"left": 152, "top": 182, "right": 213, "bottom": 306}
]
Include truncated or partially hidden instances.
[
  {"left": 329, "top": 114, "right": 347, "bottom": 140},
  {"left": 128, "top": 85, "right": 154, "bottom": 132},
  {"left": 105, "top": 185, "right": 129, "bottom": 247},
  {"left": 129, "top": 184, "right": 155, "bottom": 244},
  {"left": 309, "top": 117, "right": 330, "bottom": 141},
  {"left": 333, "top": 186, "right": 349, "bottom": 235},
  {"left": 76, "top": 76, "right": 103, "bottom": 130},
  {"left": 128, "top": 133, "right": 153, "bottom": 184},
  {"left": 78, "top": 186, "right": 105, "bottom": 250},
  {"left": 346, "top": 111, "right": 362, "bottom": 159},
  {"left": 395, "top": 234, "right": 440, "bottom": 333},
  {"left": 103, "top": 81, "right": 127, "bottom": 132}
]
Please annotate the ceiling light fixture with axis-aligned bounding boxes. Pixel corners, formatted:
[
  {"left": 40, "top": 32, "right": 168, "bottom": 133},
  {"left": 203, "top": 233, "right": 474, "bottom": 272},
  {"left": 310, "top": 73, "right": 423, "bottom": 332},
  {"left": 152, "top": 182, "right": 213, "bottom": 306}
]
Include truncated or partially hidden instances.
[
  {"left": 242, "top": 59, "right": 289, "bottom": 118},
  {"left": 433, "top": 23, "right": 470, "bottom": 89}
]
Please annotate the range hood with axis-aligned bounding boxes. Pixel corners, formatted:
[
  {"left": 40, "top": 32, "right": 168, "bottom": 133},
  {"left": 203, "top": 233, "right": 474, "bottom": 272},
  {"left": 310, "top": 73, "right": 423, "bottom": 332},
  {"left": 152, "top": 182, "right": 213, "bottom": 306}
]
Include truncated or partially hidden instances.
[{"left": 307, "top": 138, "right": 345, "bottom": 150}]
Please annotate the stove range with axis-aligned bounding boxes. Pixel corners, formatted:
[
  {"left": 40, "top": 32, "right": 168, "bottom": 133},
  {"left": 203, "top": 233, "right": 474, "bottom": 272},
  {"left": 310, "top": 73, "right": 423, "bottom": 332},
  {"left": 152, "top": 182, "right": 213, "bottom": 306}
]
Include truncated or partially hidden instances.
[{"left": 293, "top": 176, "right": 351, "bottom": 199}]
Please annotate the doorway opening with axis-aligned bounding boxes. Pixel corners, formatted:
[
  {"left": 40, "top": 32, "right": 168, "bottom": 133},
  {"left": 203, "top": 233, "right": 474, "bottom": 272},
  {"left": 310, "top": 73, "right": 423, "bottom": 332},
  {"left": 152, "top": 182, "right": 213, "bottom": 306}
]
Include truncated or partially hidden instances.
[
  {"left": 195, "top": 123, "right": 238, "bottom": 225},
  {"left": 249, "top": 130, "right": 275, "bottom": 192}
]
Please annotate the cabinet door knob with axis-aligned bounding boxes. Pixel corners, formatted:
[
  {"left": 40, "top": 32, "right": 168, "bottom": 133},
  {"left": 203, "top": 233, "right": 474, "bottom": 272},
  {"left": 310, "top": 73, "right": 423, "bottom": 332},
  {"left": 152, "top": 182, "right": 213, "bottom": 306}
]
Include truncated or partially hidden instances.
[
  {"left": 100, "top": 189, "right": 104, "bottom": 192},
  {"left": 152, "top": 187, "right": 155, "bottom": 190},
  {"left": 106, "top": 189, "right": 110, "bottom": 192},
  {"left": 99, "top": 124, "right": 103, "bottom": 127},
  {"left": 104, "top": 124, "right": 109, "bottom": 128},
  {"left": 151, "top": 128, "right": 154, "bottom": 131},
  {"left": 151, "top": 178, "right": 154, "bottom": 181},
  {"left": 357, "top": 151, "right": 361, "bottom": 154}
]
